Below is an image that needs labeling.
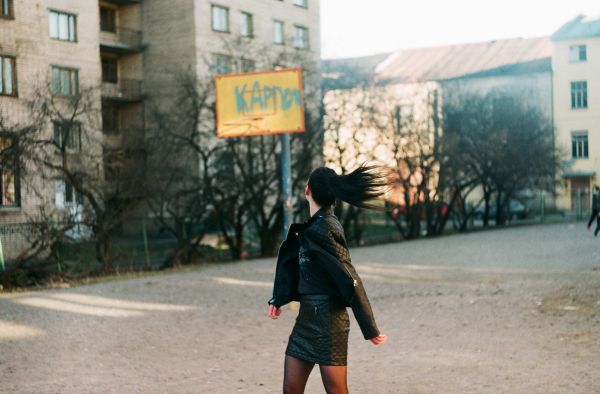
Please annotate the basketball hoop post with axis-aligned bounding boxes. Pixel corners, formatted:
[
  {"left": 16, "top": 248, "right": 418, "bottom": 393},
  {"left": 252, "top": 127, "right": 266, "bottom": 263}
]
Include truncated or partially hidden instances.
[
  {"left": 214, "top": 69, "right": 305, "bottom": 240},
  {"left": 280, "top": 132, "right": 293, "bottom": 239}
]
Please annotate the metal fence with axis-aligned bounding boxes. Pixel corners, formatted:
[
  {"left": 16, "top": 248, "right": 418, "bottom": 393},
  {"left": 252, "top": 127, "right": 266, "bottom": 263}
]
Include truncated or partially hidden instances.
[{"left": 0, "top": 197, "right": 589, "bottom": 280}]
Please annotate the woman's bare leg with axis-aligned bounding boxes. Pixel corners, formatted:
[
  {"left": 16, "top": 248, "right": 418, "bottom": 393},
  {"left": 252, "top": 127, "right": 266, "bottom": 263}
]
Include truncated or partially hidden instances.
[
  {"left": 283, "top": 355, "right": 315, "bottom": 394},
  {"left": 319, "top": 365, "right": 348, "bottom": 394}
]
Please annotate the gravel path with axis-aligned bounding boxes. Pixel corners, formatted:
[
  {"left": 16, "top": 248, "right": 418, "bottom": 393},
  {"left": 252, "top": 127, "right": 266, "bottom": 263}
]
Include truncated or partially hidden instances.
[{"left": 1, "top": 222, "right": 600, "bottom": 393}]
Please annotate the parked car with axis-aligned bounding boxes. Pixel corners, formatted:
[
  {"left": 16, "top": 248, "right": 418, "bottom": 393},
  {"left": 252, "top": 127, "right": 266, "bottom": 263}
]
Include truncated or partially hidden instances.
[{"left": 474, "top": 199, "right": 529, "bottom": 220}]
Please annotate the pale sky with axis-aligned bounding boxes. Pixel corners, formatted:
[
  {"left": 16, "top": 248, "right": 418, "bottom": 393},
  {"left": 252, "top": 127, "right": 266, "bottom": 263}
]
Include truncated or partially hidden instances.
[{"left": 320, "top": 0, "right": 600, "bottom": 59}]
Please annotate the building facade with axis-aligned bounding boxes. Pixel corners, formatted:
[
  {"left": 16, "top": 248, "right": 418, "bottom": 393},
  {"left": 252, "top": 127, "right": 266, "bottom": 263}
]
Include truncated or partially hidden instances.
[
  {"left": 322, "top": 37, "right": 554, "bottom": 210},
  {"left": 0, "top": 0, "right": 104, "bottom": 257},
  {"left": 0, "top": 0, "right": 321, "bottom": 259},
  {"left": 552, "top": 15, "right": 600, "bottom": 212}
]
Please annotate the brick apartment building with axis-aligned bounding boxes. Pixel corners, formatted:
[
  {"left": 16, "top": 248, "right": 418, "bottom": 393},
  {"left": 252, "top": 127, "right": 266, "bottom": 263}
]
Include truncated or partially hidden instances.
[{"left": 0, "top": 0, "right": 321, "bottom": 259}]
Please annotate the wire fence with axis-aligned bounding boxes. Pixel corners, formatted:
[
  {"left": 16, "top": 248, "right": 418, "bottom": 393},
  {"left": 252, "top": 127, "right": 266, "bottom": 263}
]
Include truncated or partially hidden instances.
[{"left": 0, "top": 194, "right": 587, "bottom": 283}]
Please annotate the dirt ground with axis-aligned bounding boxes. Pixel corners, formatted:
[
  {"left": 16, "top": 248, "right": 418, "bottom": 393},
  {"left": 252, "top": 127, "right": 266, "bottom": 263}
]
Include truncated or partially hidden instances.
[{"left": 1, "top": 222, "right": 600, "bottom": 393}]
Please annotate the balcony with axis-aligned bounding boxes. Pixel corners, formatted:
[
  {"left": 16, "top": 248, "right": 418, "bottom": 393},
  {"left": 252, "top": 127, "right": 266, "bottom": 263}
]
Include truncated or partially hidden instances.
[
  {"left": 100, "top": 27, "right": 144, "bottom": 53},
  {"left": 102, "top": 79, "right": 144, "bottom": 103}
]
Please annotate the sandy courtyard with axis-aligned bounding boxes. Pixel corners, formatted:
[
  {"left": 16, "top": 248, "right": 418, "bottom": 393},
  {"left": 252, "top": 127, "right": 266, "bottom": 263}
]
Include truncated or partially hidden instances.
[{"left": 1, "top": 222, "right": 600, "bottom": 393}]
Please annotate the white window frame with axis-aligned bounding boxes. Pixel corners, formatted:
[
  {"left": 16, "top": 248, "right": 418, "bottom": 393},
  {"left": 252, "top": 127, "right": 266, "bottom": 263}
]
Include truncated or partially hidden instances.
[
  {"left": 49, "top": 10, "right": 77, "bottom": 42},
  {"left": 0, "top": 137, "right": 19, "bottom": 207},
  {"left": 273, "top": 20, "right": 284, "bottom": 45},
  {"left": 53, "top": 121, "right": 82, "bottom": 153},
  {"left": 570, "top": 81, "right": 588, "bottom": 109},
  {"left": 51, "top": 66, "right": 79, "bottom": 96},
  {"left": 213, "top": 53, "right": 232, "bottom": 75},
  {"left": 293, "top": 25, "right": 309, "bottom": 49},
  {"left": 0, "top": 56, "right": 16, "bottom": 96},
  {"left": 54, "top": 179, "right": 83, "bottom": 208},
  {"left": 293, "top": 0, "right": 308, "bottom": 8},
  {"left": 211, "top": 5, "right": 229, "bottom": 33},
  {"left": 1, "top": 0, "right": 13, "bottom": 18},
  {"left": 240, "top": 11, "right": 253, "bottom": 37},
  {"left": 569, "top": 45, "right": 587, "bottom": 63},
  {"left": 571, "top": 131, "right": 589, "bottom": 159}
]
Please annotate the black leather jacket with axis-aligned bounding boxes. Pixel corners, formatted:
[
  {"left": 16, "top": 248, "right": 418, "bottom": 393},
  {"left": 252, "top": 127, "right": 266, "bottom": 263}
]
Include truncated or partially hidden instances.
[{"left": 268, "top": 206, "right": 380, "bottom": 340}]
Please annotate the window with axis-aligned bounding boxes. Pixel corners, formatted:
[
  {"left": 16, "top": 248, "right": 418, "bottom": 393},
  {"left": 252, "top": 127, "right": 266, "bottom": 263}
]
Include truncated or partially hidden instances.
[
  {"left": 571, "top": 81, "right": 588, "bottom": 109},
  {"left": 241, "top": 58, "right": 255, "bottom": 73},
  {"left": 293, "top": 25, "right": 308, "bottom": 49},
  {"left": 569, "top": 45, "right": 587, "bottom": 62},
  {"left": 65, "top": 181, "right": 83, "bottom": 205},
  {"left": 213, "top": 53, "right": 232, "bottom": 74},
  {"left": 102, "top": 57, "right": 118, "bottom": 83},
  {"left": 273, "top": 20, "right": 284, "bottom": 44},
  {"left": 211, "top": 5, "right": 229, "bottom": 32},
  {"left": 49, "top": 10, "right": 77, "bottom": 42},
  {"left": 0, "top": 137, "right": 19, "bottom": 207},
  {"left": 53, "top": 122, "right": 82, "bottom": 153},
  {"left": 54, "top": 179, "right": 83, "bottom": 208},
  {"left": 51, "top": 66, "right": 78, "bottom": 96},
  {"left": 572, "top": 132, "right": 589, "bottom": 159},
  {"left": 0, "top": 56, "right": 16, "bottom": 96},
  {"left": 1, "top": 0, "right": 14, "bottom": 18},
  {"left": 240, "top": 12, "right": 253, "bottom": 37},
  {"left": 293, "top": 0, "right": 308, "bottom": 7},
  {"left": 99, "top": 6, "right": 116, "bottom": 32},
  {"left": 102, "top": 104, "right": 119, "bottom": 134}
]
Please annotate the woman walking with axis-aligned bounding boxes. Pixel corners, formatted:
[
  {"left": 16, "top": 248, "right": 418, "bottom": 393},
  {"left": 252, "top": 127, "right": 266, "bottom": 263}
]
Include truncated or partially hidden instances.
[{"left": 268, "top": 165, "right": 387, "bottom": 394}]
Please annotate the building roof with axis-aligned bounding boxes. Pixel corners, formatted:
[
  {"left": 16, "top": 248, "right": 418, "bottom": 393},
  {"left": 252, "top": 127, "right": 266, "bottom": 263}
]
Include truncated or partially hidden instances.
[
  {"left": 551, "top": 15, "right": 600, "bottom": 41},
  {"left": 321, "top": 52, "right": 392, "bottom": 90},
  {"left": 374, "top": 37, "right": 552, "bottom": 84}
]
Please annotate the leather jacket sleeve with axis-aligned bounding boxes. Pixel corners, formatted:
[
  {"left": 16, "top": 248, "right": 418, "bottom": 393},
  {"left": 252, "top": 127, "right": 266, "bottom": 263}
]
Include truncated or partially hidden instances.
[
  {"left": 269, "top": 224, "right": 301, "bottom": 308},
  {"left": 303, "top": 218, "right": 380, "bottom": 340}
]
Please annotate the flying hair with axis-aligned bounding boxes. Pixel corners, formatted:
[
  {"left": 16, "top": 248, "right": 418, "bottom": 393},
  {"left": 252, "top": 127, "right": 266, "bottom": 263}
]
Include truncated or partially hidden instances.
[{"left": 307, "top": 164, "right": 389, "bottom": 209}]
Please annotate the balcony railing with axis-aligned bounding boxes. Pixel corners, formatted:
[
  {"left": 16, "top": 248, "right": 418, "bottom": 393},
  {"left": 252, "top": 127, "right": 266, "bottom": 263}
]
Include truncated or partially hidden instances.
[
  {"left": 100, "top": 27, "right": 144, "bottom": 53},
  {"left": 102, "top": 79, "right": 143, "bottom": 102}
]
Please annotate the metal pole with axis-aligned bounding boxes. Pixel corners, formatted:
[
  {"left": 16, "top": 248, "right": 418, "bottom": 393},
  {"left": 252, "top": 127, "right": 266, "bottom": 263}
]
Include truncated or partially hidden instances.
[
  {"left": 540, "top": 193, "right": 545, "bottom": 223},
  {"left": 142, "top": 218, "right": 150, "bottom": 267},
  {"left": 0, "top": 236, "right": 4, "bottom": 272},
  {"left": 280, "top": 133, "right": 293, "bottom": 239},
  {"left": 577, "top": 189, "right": 582, "bottom": 220}
]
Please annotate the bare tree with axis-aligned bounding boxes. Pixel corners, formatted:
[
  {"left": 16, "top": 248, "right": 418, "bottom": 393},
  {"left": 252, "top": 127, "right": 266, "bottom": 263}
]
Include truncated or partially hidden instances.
[
  {"left": 323, "top": 87, "right": 389, "bottom": 242},
  {"left": 25, "top": 83, "right": 143, "bottom": 273},
  {"left": 145, "top": 39, "right": 323, "bottom": 259},
  {"left": 442, "top": 89, "right": 560, "bottom": 227}
]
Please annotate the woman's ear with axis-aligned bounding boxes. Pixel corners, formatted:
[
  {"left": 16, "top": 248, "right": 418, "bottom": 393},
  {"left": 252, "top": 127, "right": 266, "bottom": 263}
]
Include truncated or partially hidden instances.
[{"left": 304, "top": 184, "right": 310, "bottom": 197}]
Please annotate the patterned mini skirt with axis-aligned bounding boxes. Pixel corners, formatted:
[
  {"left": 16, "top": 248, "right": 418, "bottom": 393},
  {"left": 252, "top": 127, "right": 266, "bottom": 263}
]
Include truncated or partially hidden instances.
[{"left": 285, "top": 294, "right": 350, "bottom": 366}]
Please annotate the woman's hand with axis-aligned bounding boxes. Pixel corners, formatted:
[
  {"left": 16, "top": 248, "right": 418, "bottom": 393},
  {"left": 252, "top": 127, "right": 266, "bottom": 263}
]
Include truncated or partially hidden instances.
[
  {"left": 369, "top": 334, "right": 387, "bottom": 345},
  {"left": 268, "top": 304, "right": 282, "bottom": 319}
]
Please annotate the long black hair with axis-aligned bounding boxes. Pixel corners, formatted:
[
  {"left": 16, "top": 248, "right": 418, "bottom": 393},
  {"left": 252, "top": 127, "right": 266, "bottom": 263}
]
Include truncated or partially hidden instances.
[{"left": 307, "top": 164, "right": 389, "bottom": 209}]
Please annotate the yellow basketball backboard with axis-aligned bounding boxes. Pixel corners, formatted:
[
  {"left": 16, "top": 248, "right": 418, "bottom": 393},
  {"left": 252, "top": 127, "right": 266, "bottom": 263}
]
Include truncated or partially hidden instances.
[{"left": 215, "top": 68, "right": 305, "bottom": 138}]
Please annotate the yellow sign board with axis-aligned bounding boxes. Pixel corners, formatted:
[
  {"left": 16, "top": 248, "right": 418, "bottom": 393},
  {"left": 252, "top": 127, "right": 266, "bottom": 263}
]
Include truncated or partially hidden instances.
[{"left": 215, "top": 69, "right": 305, "bottom": 138}]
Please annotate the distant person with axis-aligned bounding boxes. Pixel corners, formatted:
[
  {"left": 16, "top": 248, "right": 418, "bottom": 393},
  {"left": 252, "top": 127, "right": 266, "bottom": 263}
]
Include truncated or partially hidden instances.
[
  {"left": 587, "top": 185, "right": 600, "bottom": 235},
  {"left": 267, "top": 165, "right": 387, "bottom": 394}
]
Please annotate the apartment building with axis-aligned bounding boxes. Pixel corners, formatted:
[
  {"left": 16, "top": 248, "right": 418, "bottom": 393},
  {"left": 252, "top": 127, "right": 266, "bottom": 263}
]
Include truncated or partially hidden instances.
[
  {"left": 0, "top": 0, "right": 104, "bottom": 257},
  {"left": 0, "top": 0, "right": 321, "bottom": 258},
  {"left": 322, "top": 38, "right": 554, "bottom": 207},
  {"left": 552, "top": 15, "right": 600, "bottom": 212},
  {"left": 141, "top": 0, "right": 320, "bottom": 117}
]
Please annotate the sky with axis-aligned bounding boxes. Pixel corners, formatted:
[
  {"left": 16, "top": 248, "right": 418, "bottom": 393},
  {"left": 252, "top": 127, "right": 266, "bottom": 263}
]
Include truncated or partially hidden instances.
[{"left": 320, "top": 0, "right": 600, "bottom": 59}]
